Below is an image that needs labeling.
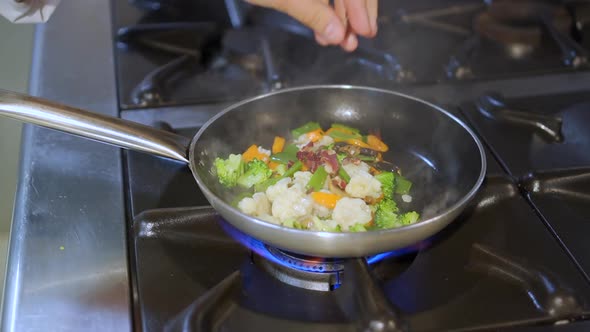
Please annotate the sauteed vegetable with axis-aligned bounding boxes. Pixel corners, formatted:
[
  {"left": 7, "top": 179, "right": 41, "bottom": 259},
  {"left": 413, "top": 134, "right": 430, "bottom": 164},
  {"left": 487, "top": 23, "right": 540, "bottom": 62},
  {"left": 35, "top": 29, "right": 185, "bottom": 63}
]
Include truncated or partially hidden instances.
[{"left": 212, "top": 122, "right": 420, "bottom": 232}]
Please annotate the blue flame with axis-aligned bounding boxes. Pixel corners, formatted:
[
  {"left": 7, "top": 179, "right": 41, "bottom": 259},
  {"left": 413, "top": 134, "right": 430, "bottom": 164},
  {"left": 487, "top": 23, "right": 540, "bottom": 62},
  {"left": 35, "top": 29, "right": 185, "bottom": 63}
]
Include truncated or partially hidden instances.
[
  {"left": 219, "top": 217, "right": 287, "bottom": 267},
  {"left": 366, "top": 247, "right": 416, "bottom": 265}
]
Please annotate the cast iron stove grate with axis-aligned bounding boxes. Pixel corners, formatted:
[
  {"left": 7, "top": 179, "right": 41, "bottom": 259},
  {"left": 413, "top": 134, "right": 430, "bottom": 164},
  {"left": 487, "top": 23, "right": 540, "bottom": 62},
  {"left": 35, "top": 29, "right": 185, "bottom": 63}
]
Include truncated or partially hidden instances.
[{"left": 130, "top": 175, "right": 590, "bottom": 331}]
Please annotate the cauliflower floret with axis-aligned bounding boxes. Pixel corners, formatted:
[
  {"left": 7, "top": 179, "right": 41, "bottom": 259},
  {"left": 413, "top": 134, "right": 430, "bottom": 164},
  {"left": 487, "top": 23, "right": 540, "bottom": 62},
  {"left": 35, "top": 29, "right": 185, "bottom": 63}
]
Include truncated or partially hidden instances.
[
  {"left": 346, "top": 171, "right": 382, "bottom": 199},
  {"left": 332, "top": 197, "right": 372, "bottom": 231},
  {"left": 258, "top": 213, "right": 280, "bottom": 225},
  {"left": 343, "top": 161, "right": 371, "bottom": 177},
  {"left": 295, "top": 134, "right": 312, "bottom": 148},
  {"left": 266, "top": 177, "right": 291, "bottom": 202},
  {"left": 237, "top": 197, "right": 257, "bottom": 215},
  {"left": 312, "top": 201, "right": 333, "bottom": 219},
  {"left": 271, "top": 188, "right": 313, "bottom": 223},
  {"left": 257, "top": 146, "right": 271, "bottom": 156},
  {"left": 291, "top": 171, "right": 312, "bottom": 192},
  {"left": 316, "top": 135, "right": 334, "bottom": 147},
  {"left": 237, "top": 192, "right": 271, "bottom": 216}
]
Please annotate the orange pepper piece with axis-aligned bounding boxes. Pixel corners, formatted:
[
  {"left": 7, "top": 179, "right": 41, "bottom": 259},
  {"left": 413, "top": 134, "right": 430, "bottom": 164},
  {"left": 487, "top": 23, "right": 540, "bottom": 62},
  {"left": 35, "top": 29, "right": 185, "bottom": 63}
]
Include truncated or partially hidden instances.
[
  {"left": 369, "top": 166, "right": 382, "bottom": 175},
  {"left": 345, "top": 138, "right": 372, "bottom": 149},
  {"left": 326, "top": 127, "right": 355, "bottom": 135},
  {"left": 306, "top": 129, "right": 324, "bottom": 143},
  {"left": 242, "top": 144, "right": 269, "bottom": 163},
  {"left": 310, "top": 192, "right": 342, "bottom": 209},
  {"left": 367, "top": 134, "right": 389, "bottom": 152},
  {"left": 272, "top": 136, "right": 285, "bottom": 154},
  {"left": 269, "top": 161, "right": 280, "bottom": 170},
  {"left": 325, "top": 127, "right": 355, "bottom": 142}
]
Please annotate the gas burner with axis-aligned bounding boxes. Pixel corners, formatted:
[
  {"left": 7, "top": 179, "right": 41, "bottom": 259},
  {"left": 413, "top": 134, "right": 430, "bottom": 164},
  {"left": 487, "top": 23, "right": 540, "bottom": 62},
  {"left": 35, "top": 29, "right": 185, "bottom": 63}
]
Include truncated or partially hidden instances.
[
  {"left": 253, "top": 246, "right": 344, "bottom": 292},
  {"left": 219, "top": 215, "right": 421, "bottom": 292},
  {"left": 252, "top": 244, "right": 423, "bottom": 292},
  {"left": 475, "top": 1, "right": 572, "bottom": 49},
  {"left": 115, "top": 14, "right": 287, "bottom": 107},
  {"left": 474, "top": 1, "right": 588, "bottom": 66}
]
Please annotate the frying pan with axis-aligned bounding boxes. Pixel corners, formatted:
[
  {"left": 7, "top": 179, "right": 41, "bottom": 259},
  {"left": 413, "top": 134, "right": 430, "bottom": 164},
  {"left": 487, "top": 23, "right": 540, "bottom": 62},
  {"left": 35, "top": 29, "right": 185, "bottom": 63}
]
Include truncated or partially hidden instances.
[{"left": 0, "top": 85, "right": 486, "bottom": 258}]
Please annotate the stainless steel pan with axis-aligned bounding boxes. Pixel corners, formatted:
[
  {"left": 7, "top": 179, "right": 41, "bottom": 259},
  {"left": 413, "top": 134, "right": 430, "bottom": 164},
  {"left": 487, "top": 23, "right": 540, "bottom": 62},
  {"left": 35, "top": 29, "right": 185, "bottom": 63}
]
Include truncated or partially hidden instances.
[{"left": 0, "top": 86, "right": 486, "bottom": 258}]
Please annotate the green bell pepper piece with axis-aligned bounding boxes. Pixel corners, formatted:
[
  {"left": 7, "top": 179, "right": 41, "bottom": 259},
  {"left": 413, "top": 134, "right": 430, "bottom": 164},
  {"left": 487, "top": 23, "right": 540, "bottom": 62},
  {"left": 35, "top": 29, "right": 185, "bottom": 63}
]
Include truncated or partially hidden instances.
[
  {"left": 327, "top": 130, "right": 361, "bottom": 141},
  {"left": 270, "top": 144, "right": 299, "bottom": 164},
  {"left": 307, "top": 166, "right": 328, "bottom": 191},
  {"left": 283, "top": 160, "right": 303, "bottom": 178},
  {"left": 291, "top": 122, "right": 321, "bottom": 138},
  {"left": 394, "top": 175, "right": 412, "bottom": 194}
]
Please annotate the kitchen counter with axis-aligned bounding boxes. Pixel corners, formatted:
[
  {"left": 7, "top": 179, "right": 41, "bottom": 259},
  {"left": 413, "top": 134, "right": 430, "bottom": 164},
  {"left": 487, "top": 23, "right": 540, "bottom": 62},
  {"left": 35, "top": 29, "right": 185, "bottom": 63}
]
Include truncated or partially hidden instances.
[{"left": 0, "top": 1, "right": 131, "bottom": 331}]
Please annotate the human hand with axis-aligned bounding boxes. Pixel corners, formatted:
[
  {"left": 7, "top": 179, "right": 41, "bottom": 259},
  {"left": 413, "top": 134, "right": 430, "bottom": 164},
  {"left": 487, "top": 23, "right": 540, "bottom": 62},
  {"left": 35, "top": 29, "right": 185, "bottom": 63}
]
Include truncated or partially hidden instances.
[{"left": 245, "top": 0, "right": 378, "bottom": 52}]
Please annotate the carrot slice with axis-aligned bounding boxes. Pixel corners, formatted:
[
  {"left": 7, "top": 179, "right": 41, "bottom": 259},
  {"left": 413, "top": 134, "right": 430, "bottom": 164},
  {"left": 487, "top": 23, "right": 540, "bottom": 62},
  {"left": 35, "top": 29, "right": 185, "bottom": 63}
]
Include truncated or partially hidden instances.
[
  {"left": 242, "top": 144, "right": 269, "bottom": 163},
  {"left": 311, "top": 192, "right": 342, "bottom": 209},
  {"left": 272, "top": 136, "right": 285, "bottom": 154},
  {"left": 367, "top": 134, "right": 389, "bottom": 152}
]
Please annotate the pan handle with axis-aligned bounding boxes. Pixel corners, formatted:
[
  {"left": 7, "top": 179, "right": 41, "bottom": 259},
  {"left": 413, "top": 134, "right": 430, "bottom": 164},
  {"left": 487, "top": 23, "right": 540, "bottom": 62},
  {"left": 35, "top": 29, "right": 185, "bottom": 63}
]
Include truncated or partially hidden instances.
[{"left": 0, "top": 89, "right": 191, "bottom": 163}]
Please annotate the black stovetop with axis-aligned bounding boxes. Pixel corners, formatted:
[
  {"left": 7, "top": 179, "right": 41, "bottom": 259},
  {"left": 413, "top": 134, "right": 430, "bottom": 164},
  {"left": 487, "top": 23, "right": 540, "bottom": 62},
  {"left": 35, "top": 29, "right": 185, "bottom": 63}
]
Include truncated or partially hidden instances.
[{"left": 113, "top": 1, "right": 590, "bottom": 331}]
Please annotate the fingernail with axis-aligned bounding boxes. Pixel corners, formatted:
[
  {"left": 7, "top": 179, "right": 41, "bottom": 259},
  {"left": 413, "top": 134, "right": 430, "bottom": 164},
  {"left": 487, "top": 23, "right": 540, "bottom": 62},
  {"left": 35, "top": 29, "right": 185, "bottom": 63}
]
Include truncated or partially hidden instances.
[
  {"left": 322, "top": 17, "right": 343, "bottom": 43},
  {"left": 342, "top": 33, "right": 358, "bottom": 52},
  {"left": 347, "top": 33, "right": 357, "bottom": 46}
]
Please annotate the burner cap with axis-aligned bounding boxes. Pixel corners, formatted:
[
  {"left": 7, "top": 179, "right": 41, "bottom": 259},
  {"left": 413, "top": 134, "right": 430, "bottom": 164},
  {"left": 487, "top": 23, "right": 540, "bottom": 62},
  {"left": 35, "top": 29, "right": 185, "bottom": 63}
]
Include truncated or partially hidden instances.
[
  {"left": 474, "top": 1, "right": 572, "bottom": 47},
  {"left": 253, "top": 246, "right": 344, "bottom": 291}
]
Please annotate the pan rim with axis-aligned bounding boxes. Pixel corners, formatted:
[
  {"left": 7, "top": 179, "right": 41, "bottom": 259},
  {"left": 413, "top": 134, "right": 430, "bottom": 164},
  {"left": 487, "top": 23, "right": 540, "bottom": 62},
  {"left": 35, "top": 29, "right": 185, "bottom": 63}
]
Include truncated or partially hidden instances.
[{"left": 189, "top": 85, "right": 487, "bottom": 240}]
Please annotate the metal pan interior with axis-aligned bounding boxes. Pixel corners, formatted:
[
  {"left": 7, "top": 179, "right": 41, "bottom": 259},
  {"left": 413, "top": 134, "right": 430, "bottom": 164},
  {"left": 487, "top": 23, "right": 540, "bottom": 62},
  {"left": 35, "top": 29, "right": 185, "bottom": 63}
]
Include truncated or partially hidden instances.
[{"left": 189, "top": 86, "right": 486, "bottom": 257}]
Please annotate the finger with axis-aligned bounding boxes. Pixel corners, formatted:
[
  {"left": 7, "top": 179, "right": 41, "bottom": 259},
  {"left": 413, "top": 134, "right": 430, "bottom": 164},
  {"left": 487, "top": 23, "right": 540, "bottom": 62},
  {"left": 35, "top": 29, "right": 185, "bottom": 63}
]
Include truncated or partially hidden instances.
[
  {"left": 315, "top": 32, "right": 329, "bottom": 46},
  {"left": 343, "top": 0, "right": 372, "bottom": 37},
  {"left": 366, "top": 0, "right": 378, "bottom": 37},
  {"left": 340, "top": 31, "right": 358, "bottom": 52},
  {"left": 334, "top": 0, "right": 348, "bottom": 26},
  {"left": 334, "top": 0, "right": 353, "bottom": 50},
  {"left": 246, "top": 0, "right": 346, "bottom": 44}
]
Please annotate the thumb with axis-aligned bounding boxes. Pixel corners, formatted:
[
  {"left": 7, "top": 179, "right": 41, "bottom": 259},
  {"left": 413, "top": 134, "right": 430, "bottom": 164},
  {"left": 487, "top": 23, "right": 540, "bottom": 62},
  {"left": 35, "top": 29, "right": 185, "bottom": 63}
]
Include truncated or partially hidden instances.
[{"left": 246, "top": 0, "right": 346, "bottom": 44}]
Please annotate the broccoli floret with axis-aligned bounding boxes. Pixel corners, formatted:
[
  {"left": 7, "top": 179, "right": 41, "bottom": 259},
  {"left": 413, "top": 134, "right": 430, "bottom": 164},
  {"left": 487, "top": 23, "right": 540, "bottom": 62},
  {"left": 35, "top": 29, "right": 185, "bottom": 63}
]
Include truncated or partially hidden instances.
[
  {"left": 282, "top": 219, "right": 308, "bottom": 229},
  {"left": 349, "top": 223, "right": 367, "bottom": 232},
  {"left": 237, "top": 159, "right": 272, "bottom": 189},
  {"left": 311, "top": 217, "right": 342, "bottom": 232},
  {"left": 374, "top": 199, "right": 400, "bottom": 229},
  {"left": 374, "top": 171, "right": 395, "bottom": 199},
  {"left": 400, "top": 211, "right": 420, "bottom": 225},
  {"left": 214, "top": 154, "right": 244, "bottom": 188}
]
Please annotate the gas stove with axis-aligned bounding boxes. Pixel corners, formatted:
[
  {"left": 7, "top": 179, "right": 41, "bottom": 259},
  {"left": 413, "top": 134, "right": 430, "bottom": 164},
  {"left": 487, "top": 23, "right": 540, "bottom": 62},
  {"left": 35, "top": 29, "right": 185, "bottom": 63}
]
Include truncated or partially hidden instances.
[{"left": 110, "top": 0, "right": 590, "bottom": 331}]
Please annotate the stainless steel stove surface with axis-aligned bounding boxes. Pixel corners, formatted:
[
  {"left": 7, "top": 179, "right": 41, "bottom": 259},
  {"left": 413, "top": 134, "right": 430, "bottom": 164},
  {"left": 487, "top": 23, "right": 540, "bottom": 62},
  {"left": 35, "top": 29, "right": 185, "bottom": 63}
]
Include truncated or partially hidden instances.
[
  {"left": 113, "top": 0, "right": 590, "bottom": 110},
  {"left": 111, "top": 1, "right": 590, "bottom": 331}
]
